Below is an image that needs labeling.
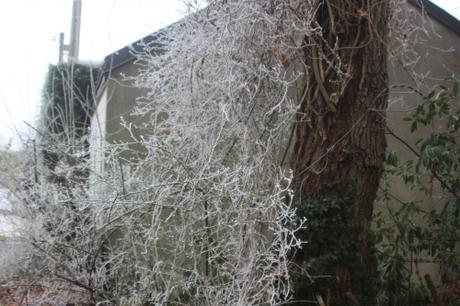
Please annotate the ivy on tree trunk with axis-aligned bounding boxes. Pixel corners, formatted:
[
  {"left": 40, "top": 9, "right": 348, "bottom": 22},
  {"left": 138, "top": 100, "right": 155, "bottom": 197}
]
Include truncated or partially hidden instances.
[{"left": 291, "top": 0, "right": 390, "bottom": 304}]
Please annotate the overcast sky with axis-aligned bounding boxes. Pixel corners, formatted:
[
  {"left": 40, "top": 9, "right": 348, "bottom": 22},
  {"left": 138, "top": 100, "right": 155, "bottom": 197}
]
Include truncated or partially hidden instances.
[
  {"left": 0, "top": 0, "right": 186, "bottom": 150},
  {"left": 0, "top": 0, "right": 459, "bottom": 150}
]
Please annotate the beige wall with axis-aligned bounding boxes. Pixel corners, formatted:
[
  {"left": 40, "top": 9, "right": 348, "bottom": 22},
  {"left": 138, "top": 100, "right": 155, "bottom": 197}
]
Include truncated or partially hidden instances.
[
  {"left": 104, "top": 65, "right": 145, "bottom": 142},
  {"left": 384, "top": 5, "right": 460, "bottom": 284},
  {"left": 90, "top": 90, "right": 107, "bottom": 176},
  {"left": 89, "top": 63, "right": 150, "bottom": 172}
]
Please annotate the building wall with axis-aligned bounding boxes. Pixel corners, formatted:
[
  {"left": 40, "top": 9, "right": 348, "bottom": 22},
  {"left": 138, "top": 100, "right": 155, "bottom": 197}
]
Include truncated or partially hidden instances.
[
  {"left": 89, "top": 89, "right": 107, "bottom": 176},
  {"left": 89, "top": 63, "right": 149, "bottom": 175},
  {"left": 384, "top": 5, "right": 460, "bottom": 284},
  {"left": 104, "top": 64, "right": 147, "bottom": 145}
]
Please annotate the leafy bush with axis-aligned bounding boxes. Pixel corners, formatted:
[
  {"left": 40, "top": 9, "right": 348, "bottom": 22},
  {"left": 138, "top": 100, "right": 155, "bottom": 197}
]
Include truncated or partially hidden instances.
[{"left": 374, "top": 76, "right": 460, "bottom": 305}]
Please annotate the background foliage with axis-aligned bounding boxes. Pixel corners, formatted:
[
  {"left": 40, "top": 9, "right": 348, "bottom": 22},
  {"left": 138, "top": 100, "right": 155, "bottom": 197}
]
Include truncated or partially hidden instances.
[{"left": 374, "top": 77, "right": 460, "bottom": 306}]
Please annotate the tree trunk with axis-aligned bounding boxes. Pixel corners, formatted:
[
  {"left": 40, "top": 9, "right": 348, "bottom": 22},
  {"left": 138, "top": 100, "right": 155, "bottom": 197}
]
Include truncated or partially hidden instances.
[{"left": 291, "top": 0, "right": 390, "bottom": 304}]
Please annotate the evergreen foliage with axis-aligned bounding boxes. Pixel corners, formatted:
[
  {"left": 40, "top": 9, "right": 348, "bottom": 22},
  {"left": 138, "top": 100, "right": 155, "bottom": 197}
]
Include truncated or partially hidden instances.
[
  {"left": 374, "top": 76, "right": 460, "bottom": 305},
  {"left": 293, "top": 184, "right": 378, "bottom": 306},
  {"left": 39, "top": 63, "right": 99, "bottom": 184},
  {"left": 41, "top": 64, "right": 98, "bottom": 139}
]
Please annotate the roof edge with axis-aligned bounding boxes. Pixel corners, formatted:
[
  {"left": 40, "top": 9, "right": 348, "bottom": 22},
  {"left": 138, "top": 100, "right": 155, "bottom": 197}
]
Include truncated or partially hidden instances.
[
  {"left": 408, "top": 0, "right": 460, "bottom": 37},
  {"left": 95, "top": 1, "right": 460, "bottom": 99}
]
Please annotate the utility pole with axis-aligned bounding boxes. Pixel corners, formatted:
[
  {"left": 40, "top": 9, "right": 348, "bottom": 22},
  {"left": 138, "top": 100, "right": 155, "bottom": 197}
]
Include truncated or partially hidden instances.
[
  {"left": 58, "top": 32, "right": 65, "bottom": 64},
  {"left": 58, "top": 0, "right": 82, "bottom": 64},
  {"left": 69, "top": 0, "right": 82, "bottom": 61}
]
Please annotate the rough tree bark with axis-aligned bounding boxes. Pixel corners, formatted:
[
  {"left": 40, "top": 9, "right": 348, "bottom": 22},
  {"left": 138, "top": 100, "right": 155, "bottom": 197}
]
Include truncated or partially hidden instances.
[{"left": 291, "top": 0, "right": 390, "bottom": 304}]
